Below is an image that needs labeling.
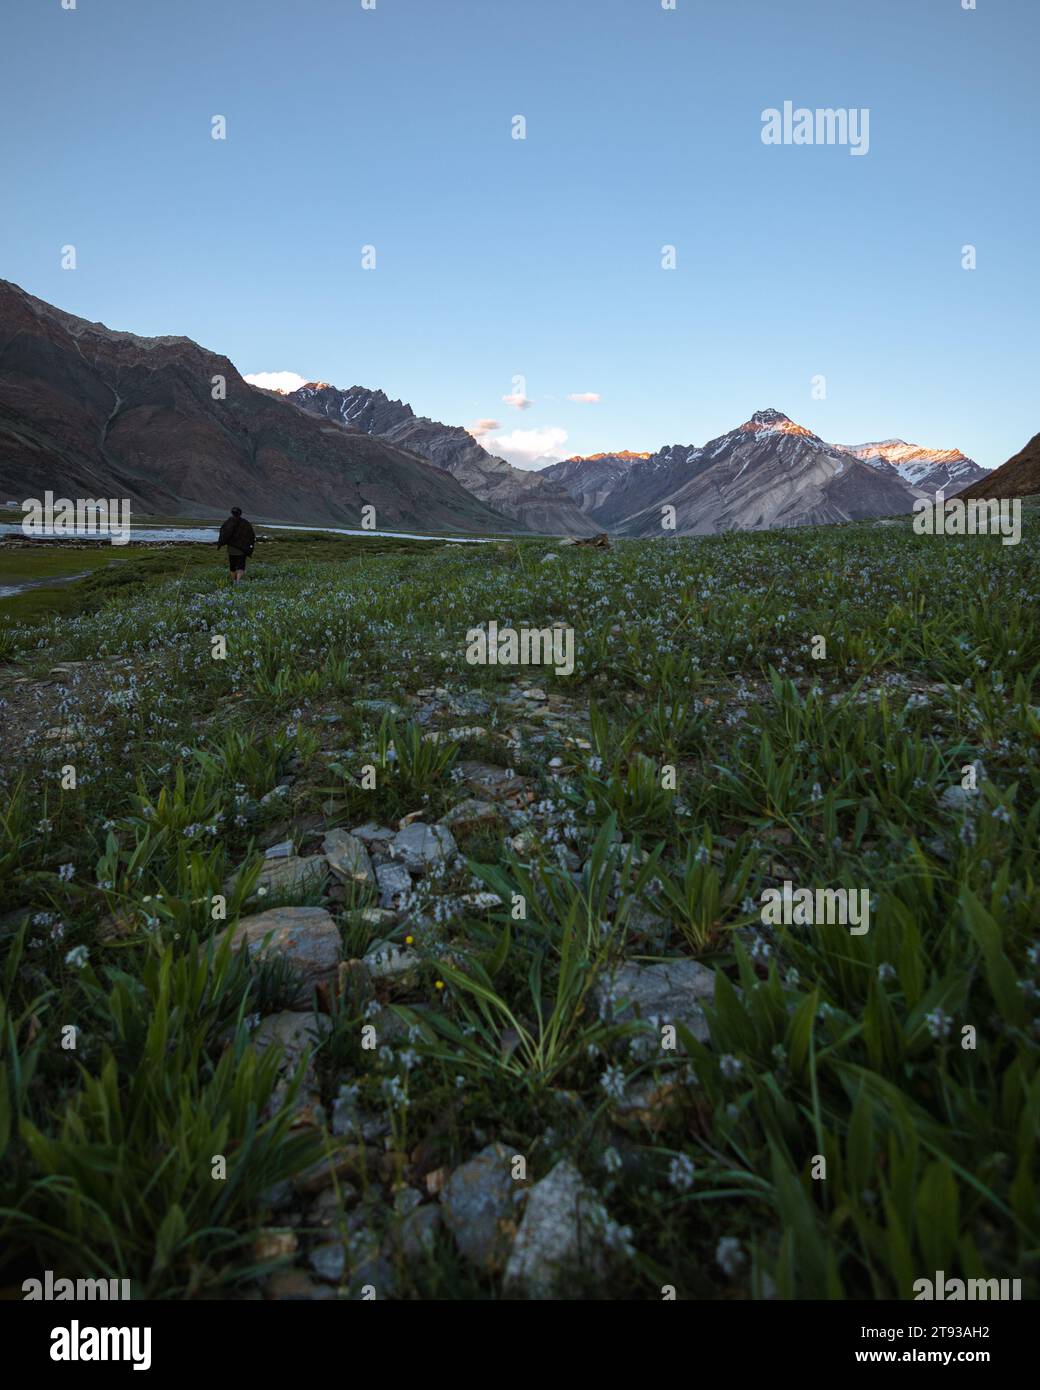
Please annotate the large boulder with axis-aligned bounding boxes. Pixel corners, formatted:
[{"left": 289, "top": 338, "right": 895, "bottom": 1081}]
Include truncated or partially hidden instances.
[
  {"left": 440, "top": 1142, "right": 520, "bottom": 1273},
  {"left": 503, "top": 1159, "right": 611, "bottom": 1298},
  {"left": 390, "top": 822, "right": 457, "bottom": 873},
  {"left": 323, "top": 829, "right": 376, "bottom": 887},
  {"left": 213, "top": 906, "right": 341, "bottom": 1007},
  {"left": 593, "top": 958, "right": 716, "bottom": 1045}
]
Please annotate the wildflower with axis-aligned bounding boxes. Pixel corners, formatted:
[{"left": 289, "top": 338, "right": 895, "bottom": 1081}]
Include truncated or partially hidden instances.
[
  {"left": 602, "top": 1147, "right": 623, "bottom": 1174},
  {"left": 877, "top": 961, "right": 897, "bottom": 984},
  {"left": 925, "top": 1008, "right": 953, "bottom": 1040},
  {"left": 719, "top": 1053, "right": 743, "bottom": 1080},
  {"left": 57, "top": 863, "right": 75, "bottom": 883},
  {"left": 716, "top": 1236, "right": 746, "bottom": 1278},
  {"left": 668, "top": 1153, "right": 696, "bottom": 1191},
  {"left": 64, "top": 945, "right": 89, "bottom": 969},
  {"left": 600, "top": 1063, "right": 627, "bottom": 1102}
]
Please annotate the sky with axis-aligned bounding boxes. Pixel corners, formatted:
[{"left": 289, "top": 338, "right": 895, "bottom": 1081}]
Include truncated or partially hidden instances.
[{"left": 1, "top": 0, "right": 1037, "bottom": 471}]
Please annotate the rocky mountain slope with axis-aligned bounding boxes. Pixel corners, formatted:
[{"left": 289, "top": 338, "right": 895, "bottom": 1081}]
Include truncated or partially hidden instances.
[
  {"left": 838, "top": 438, "right": 987, "bottom": 495},
  {"left": 289, "top": 383, "right": 599, "bottom": 536},
  {"left": 541, "top": 410, "right": 922, "bottom": 536},
  {"left": 956, "top": 430, "right": 1040, "bottom": 502},
  {"left": 0, "top": 282, "right": 523, "bottom": 534}
]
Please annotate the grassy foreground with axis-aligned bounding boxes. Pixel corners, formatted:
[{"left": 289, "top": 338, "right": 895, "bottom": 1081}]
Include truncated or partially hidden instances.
[{"left": 0, "top": 518, "right": 1038, "bottom": 1300}]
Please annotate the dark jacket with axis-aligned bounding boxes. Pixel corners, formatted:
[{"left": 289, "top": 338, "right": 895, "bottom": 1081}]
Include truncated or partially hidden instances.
[{"left": 217, "top": 515, "right": 256, "bottom": 553}]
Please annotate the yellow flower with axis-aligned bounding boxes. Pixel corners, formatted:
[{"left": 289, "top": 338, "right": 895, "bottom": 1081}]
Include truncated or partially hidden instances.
[{"left": 435, "top": 980, "right": 444, "bottom": 990}]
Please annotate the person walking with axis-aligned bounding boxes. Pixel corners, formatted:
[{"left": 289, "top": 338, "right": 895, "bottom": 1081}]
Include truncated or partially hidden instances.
[{"left": 216, "top": 506, "right": 256, "bottom": 583}]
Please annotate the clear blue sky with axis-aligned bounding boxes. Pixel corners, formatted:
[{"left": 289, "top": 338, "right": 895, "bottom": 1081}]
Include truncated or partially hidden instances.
[{"left": 1, "top": 0, "right": 1036, "bottom": 469}]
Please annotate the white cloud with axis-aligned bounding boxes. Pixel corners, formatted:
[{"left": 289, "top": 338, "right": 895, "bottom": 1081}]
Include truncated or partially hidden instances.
[
  {"left": 467, "top": 418, "right": 501, "bottom": 437},
  {"left": 243, "top": 371, "right": 308, "bottom": 394},
  {"left": 488, "top": 426, "right": 569, "bottom": 470},
  {"left": 567, "top": 392, "right": 601, "bottom": 403},
  {"left": 502, "top": 392, "right": 533, "bottom": 410}
]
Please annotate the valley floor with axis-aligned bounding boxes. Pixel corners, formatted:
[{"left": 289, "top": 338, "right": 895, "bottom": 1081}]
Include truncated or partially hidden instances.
[{"left": 1, "top": 518, "right": 1037, "bottom": 1299}]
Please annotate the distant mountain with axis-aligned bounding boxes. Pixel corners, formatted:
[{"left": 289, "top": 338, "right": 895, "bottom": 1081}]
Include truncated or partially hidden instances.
[
  {"left": 0, "top": 282, "right": 523, "bottom": 534},
  {"left": 289, "top": 383, "right": 599, "bottom": 536},
  {"left": 543, "top": 409, "right": 922, "bottom": 537},
  {"left": 956, "top": 431, "right": 1040, "bottom": 502},
  {"left": 837, "top": 438, "right": 987, "bottom": 495},
  {"left": 539, "top": 453, "right": 643, "bottom": 513}
]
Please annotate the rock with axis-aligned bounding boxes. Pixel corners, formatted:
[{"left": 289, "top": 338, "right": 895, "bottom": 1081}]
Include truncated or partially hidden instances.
[
  {"left": 375, "top": 862, "right": 412, "bottom": 910},
  {"left": 265, "top": 1268, "right": 336, "bottom": 1301},
  {"left": 323, "top": 828, "right": 376, "bottom": 887},
  {"left": 425, "top": 725, "right": 486, "bottom": 744},
  {"left": 457, "top": 891, "right": 503, "bottom": 912},
  {"left": 940, "top": 784, "right": 979, "bottom": 812},
  {"left": 440, "top": 1142, "right": 520, "bottom": 1273},
  {"left": 264, "top": 840, "right": 294, "bottom": 860},
  {"left": 344, "top": 906, "right": 397, "bottom": 930},
  {"left": 252, "top": 1229, "right": 298, "bottom": 1263},
  {"left": 523, "top": 688, "right": 547, "bottom": 701},
  {"left": 214, "top": 907, "right": 341, "bottom": 1008},
  {"left": 224, "top": 854, "right": 327, "bottom": 901},
  {"left": 251, "top": 1011, "right": 330, "bottom": 1125},
  {"left": 460, "top": 760, "right": 526, "bottom": 802},
  {"left": 541, "top": 553, "right": 559, "bottom": 563},
  {"left": 446, "top": 692, "right": 491, "bottom": 718},
  {"left": 363, "top": 942, "right": 421, "bottom": 994},
  {"left": 309, "top": 1242, "right": 346, "bottom": 1283},
  {"left": 399, "top": 1204, "right": 442, "bottom": 1259},
  {"left": 626, "top": 903, "right": 671, "bottom": 949},
  {"left": 308, "top": 1186, "right": 360, "bottom": 1228},
  {"left": 611, "top": 1077, "right": 681, "bottom": 1133},
  {"left": 355, "top": 699, "right": 407, "bottom": 719},
  {"left": 425, "top": 1166, "right": 449, "bottom": 1197},
  {"left": 390, "top": 822, "right": 457, "bottom": 873},
  {"left": 503, "top": 1159, "right": 610, "bottom": 1298},
  {"left": 351, "top": 822, "right": 396, "bottom": 846},
  {"left": 593, "top": 958, "right": 716, "bottom": 1045},
  {"left": 437, "top": 798, "right": 502, "bottom": 835},
  {"left": 260, "top": 784, "right": 292, "bottom": 806}
]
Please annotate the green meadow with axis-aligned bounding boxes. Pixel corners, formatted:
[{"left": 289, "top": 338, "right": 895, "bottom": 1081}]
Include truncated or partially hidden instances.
[{"left": 0, "top": 515, "right": 1037, "bottom": 1299}]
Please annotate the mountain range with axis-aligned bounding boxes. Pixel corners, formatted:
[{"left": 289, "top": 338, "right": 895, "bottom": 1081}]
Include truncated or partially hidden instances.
[
  {"left": 541, "top": 411, "right": 989, "bottom": 536},
  {"left": 0, "top": 280, "right": 523, "bottom": 534},
  {"left": 287, "top": 383, "right": 599, "bottom": 535},
  {"left": 1, "top": 281, "right": 1024, "bottom": 541}
]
